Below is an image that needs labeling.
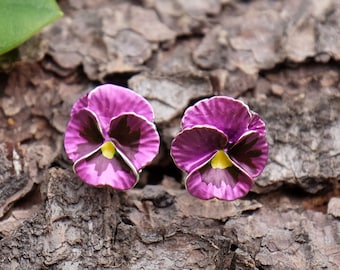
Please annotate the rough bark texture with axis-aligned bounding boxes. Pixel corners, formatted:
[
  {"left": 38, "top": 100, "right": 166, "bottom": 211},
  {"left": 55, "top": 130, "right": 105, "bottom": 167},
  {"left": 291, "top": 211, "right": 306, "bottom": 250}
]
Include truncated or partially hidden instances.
[{"left": 0, "top": 0, "right": 339, "bottom": 269}]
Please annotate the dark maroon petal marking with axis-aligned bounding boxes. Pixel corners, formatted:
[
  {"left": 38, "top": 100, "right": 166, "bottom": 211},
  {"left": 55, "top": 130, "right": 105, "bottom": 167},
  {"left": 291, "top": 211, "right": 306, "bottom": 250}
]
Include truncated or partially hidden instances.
[
  {"left": 171, "top": 126, "right": 228, "bottom": 173},
  {"left": 64, "top": 109, "right": 104, "bottom": 162},
  {"left": 229, "top": 131, "right": 268, "bottom": 178},
  {"left": 108, "top": 113, "right": 160, "bottom": 171}
]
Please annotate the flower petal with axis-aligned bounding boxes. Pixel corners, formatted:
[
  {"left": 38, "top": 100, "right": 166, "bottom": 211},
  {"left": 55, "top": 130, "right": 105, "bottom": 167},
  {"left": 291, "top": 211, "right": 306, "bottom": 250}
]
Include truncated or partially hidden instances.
[
  {"left": 171, "top": 126, "right": 228, "bottom": 173},
  {"left": 64, "top": 109, "right": 104, "bottom": 162},
  {"left": 108, "top": 113, "right": 160, "bottom": 171},
  {"left": 248, "top": 112, "right": 266, "bottom": 135},
  {"left": 186, "top": 163, "right": 253, "bottom": 200},
  {"left": 87, "top": 84, "right": 154, "bottom": 130},
  {"left": 229, "top": 131, "right": 268, "bottom": 178},
  {"left": 74, "top": 150, "right": 138, "bottom": 190},
  {"left": 182, "top": 96, "right": 252, "bottom": 143},
  {"left": 70, "top": 92, "right": 89, "bottom": 117}
]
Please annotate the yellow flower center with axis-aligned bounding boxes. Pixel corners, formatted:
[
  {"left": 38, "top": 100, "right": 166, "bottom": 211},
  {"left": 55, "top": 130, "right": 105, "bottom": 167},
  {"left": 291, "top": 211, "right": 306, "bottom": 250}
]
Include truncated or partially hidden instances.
[
  {"left": 101, "top": 141, "right": 116, "bottom": 159},
  {"left": 211, "top": 150, "right": 233, "bottom": 169}
]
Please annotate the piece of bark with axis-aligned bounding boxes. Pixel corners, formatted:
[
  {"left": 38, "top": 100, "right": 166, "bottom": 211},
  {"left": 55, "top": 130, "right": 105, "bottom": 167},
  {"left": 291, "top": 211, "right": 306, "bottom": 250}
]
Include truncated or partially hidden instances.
[
  {"left": 129, "top": 73, "right": 213, "bottom": 123},
  {"left": 327, "top": 197, "right": 340, "bottom": 218},
  {"left": 44, "top": 3, "right": 176, "bottom": 81},
  {"left": 0, "top": 169, "right": 339, "bottom": 269},
  {"left": 154, "top": 38, "right": 201, "bottom": 75},
  {"left": 152, "top": 0, "right": 221, "bottom": 35},
  {"left": 0, "top": 141, "right": 57, "bottom": 220},
  {"left": 0, "top": 143, "right": 30, "bottom": 218},
  {"left": 210, "top": 69, "right": 257, "bottom": 97},
  {"left": 0, "top": 62, "right": 83, "bottom": 221},
  {"left": 250, "top": 64, "right": 340, "bottom": 194},
  {"left": 193, "top": 0, "right": 340, "bottom": 74}
]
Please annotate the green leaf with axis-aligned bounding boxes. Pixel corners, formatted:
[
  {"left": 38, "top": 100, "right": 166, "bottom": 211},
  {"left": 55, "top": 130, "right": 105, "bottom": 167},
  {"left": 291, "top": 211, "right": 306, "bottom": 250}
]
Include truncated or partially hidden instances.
[{"left": 0, "top": 0, "right": 63, "bottom": 55}]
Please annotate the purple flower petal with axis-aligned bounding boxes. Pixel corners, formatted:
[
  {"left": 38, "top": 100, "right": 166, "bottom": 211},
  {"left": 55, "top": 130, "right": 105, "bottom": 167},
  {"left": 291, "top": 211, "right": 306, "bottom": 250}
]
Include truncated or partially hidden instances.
[
  {"left": 248, "top": 112, "right": 266, "bottom": 135},
  {"left": 70, "top": 93, "right": 89, "bottom": 117},
  {"left": 182, "top": 96, "right": 252, "bottom": 143},
  {"left": 108, "top": 113, "right": 160, "bottom": 171},
  {"left": 87, "top": 84, "right": 154, "bottom": 130},
  {"left": 229, "top": 131, "right": 268, "bottom": 178},
  {"left": 74, "top": 150, "right": 138, "bottom": 190},
  {"left": 171, "top": 126, "right": 228, "bottom": 173},
  {"left": 64, "top": 109, "right": 104, "bottom": 162},
  {"left": 186, "top": 163, "right": 253, "bottom": 200}
]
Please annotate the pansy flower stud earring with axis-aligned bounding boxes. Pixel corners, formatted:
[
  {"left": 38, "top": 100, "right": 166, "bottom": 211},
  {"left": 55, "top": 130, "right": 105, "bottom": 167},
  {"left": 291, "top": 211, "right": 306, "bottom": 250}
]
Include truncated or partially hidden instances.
[
  {"left": 171, "top": 96, "right": 268, "bottom": 200},
  {"left": 64, "top": 84, "right": 160, "bottom": 190}
]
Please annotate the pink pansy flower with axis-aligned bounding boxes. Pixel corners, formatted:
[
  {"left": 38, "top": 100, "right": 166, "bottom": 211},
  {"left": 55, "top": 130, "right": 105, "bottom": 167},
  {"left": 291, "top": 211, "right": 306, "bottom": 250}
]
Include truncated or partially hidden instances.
[
  {"left": 64, "top": 84, "right": 160, "bottom": 190},
  {"left": 171, "top": 96, "right": 268, "bottom": 200}
]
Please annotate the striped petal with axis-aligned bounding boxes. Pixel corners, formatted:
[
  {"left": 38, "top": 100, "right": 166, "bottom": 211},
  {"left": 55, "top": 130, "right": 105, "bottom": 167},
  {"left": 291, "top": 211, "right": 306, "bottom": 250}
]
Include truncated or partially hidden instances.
[
  {"left": 64, "top": 109, "right": 104, "bottom": 162},
  {"left": 182, "top": 96, "right": 252, "bottom": 143},
  {"left": 171, "top": 126, "right": 228, "bottom": 173},
  {"left": 229, "top": 131, "right": 268, "bottom": 178},
  {"left": 108, "top": 113, "right": 160, "bottom": 171},
  {"left": 73, "top": 150, "right": 138, "bottom": 190},
  {"left": 70, "top": 92, "right": 89, "bottom": 117},
  {"left": 186, "top": 163, "right": 254, "bottom": 201},
  {"left": 87, "top": 84, "right": 154, "bottom": 131}
]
